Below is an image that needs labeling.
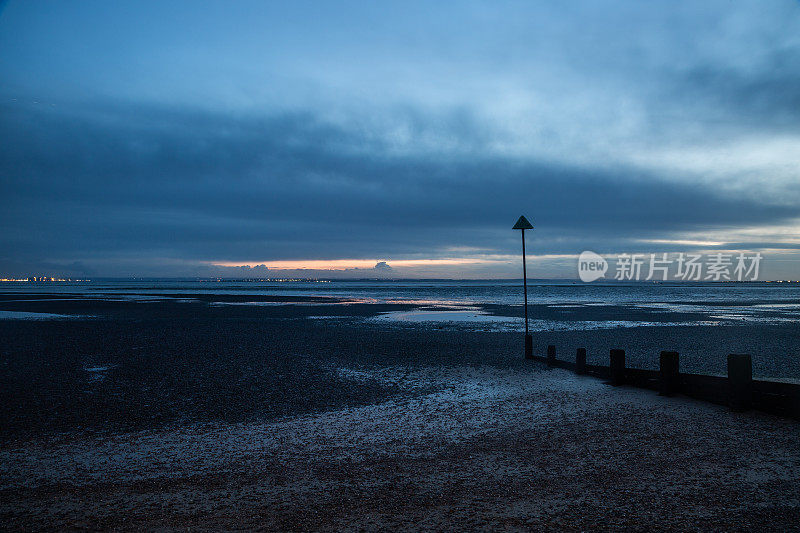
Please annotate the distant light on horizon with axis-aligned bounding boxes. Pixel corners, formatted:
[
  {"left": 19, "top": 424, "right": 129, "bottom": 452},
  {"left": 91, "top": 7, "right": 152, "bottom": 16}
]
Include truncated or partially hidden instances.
[{"left": 207, "top": 257, "right": 518, "bottom": 271}]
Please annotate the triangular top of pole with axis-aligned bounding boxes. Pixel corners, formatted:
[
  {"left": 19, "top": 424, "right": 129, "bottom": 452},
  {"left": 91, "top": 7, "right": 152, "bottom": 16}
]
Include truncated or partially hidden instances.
[{"left": 512, "top": 215, "right": 533, "bottom": 230}]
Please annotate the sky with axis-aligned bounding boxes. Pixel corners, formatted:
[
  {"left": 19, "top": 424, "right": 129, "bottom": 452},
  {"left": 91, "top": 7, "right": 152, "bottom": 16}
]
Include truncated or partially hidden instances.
[{"left": 1, "top": 0, "right": 799, "bottom": 279}]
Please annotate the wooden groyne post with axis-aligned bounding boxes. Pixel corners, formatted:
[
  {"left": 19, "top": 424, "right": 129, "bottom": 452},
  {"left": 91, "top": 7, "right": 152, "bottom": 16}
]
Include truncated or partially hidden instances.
[
  {"left": 659, "top": 351, "right": 679, "bottom": 397},
  {"left": 547, "top": 345, "right": 556, "bottom": 367},
  {"left": 610, "top": 349, "right": 625, "bottom": 386},
  {"left": 728, "top": 353, "right": 752, "bottom": 412},
  {"left": 576, "top": 347, "right": 586, "bottom": 375},
  {"left": 529, "top": 345, "right": 798, "bottom": 420}
]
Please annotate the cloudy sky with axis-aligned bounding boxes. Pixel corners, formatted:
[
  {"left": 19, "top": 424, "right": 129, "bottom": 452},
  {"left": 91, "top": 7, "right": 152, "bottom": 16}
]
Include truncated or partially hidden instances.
[{"left": 1, "top": 1, "right": 799, "bottom": 279}]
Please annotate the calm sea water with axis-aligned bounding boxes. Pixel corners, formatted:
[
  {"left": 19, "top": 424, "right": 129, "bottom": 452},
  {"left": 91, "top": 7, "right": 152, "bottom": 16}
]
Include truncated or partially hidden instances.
[
  {"left": 3, "top": 279, "right": 800, "bottom": 306},
  {"left": 2, "top": 279, "right": 799, "bottom": 377},
  {"left": 2, "top": 279, "right": 800, "bottom": 324}
]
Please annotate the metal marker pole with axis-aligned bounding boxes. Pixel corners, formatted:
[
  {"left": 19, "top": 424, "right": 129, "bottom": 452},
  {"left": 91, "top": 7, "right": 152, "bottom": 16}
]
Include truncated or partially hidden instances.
[
  {"left": 522, "top": 228, "right": 528, "bottom": 337},
  {"left": 512, "top": 215, "right": 534, "bottom": 359}
]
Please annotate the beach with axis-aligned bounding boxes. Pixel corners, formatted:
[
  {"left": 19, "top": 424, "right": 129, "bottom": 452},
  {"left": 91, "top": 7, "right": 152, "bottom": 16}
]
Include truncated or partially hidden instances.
[
  {"left": 5, "top": 1, "right": 800, "bottom": 529},
  {"left": 0, "top": 284, "right": 799, "bottom": 529},
  {"left": 2, "top": 364, "right": 799, "bottom": 530}
]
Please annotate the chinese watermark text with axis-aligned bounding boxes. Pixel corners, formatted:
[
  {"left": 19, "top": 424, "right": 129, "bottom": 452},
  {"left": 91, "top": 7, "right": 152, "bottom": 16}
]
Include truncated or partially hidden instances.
[{"left": 578, "top": 252, "right": 762, "bottom": 282}]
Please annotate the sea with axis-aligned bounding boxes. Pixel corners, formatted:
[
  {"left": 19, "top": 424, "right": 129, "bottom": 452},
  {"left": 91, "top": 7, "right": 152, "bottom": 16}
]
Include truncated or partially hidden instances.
[
  {"left": 2, "top": 278, "right": 800, "bottom": 302},
  {"left": 1, "top": 278, "right": 799, "bottom": 329},
  {"left": 1, "top": 279, "right": 799, "bottom": 409}
]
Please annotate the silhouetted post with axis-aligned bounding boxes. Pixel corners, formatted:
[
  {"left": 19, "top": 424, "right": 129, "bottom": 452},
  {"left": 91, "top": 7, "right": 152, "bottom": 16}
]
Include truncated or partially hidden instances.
[
  {"left": 610, "top": 349, "right": 625, "bottom": 386},
  {"left": 547, "top": 345, "right": 556, "bottom": 367},
  {"left": 576, "top": 348, "right": 586, "bottom": 375},
  {"left": 728, "top": 353, "right": 752, "bottom": 411},
  {"left": 659, "top": 351, "right": 680, "bottom": 396},
  {"left": 513, "top": 215, "right": 534, "bottom": 359}
]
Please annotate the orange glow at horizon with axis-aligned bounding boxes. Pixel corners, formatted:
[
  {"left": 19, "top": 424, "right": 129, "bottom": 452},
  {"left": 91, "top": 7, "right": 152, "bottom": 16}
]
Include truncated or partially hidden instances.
[{"left": 207, "top": 257, "right": 518, "bottom": 270}]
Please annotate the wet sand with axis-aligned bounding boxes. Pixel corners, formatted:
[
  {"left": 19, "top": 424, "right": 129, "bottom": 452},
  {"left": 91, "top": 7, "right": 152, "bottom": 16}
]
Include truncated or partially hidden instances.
[{"left": 0, "top": 294, "right": 799, "bottom": 530}]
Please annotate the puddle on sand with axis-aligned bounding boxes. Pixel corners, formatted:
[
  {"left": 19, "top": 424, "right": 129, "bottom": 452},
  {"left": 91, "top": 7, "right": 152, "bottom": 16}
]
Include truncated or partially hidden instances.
[
  {"left": 0, "top": 311, "right": 93, "bottom": 320},
  {"left": 371, "top": 309, "right": 520, "bottom": 325}
]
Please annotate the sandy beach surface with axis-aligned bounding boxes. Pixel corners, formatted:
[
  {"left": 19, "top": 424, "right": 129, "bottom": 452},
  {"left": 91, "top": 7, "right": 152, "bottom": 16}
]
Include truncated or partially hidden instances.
[
  {"left": 1, "top": 292, "right": 799, "bottom": 530},
  {"left": 1, "top": 365, "right": 799, "bottom": 530}
]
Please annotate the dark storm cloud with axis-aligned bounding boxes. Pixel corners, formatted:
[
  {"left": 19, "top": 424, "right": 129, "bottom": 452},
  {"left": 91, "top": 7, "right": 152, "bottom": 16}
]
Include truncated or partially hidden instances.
[
  {"left": 1, "top": 0, "right": 798, "bottom": 277},
  {"left": 1, "top": 100, "right": 796, "bottom": 275},
  {"left": 660, "top": 50, "right": 800, "bottom": 135}
]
